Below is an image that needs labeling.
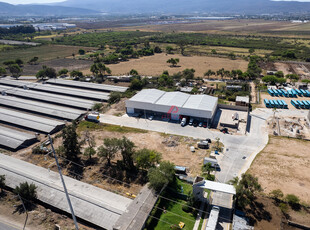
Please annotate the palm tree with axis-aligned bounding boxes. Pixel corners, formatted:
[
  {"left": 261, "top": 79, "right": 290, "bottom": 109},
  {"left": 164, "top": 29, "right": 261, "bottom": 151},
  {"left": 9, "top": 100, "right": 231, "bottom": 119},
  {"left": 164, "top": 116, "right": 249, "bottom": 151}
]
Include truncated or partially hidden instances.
[{"left": 204, "top": 69, "right": 215, "bottom": 79}]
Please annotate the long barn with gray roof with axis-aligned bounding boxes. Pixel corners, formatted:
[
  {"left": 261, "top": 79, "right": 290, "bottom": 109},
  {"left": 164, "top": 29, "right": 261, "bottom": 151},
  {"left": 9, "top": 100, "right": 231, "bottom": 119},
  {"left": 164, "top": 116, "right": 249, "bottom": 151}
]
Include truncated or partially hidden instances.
[
  {"left": 46, "top": 79, "right": 128, "bottom": 93},
  {"left": 0, "top": 79, "right": 109, "bottom": 101},
  {"left": 0, "top": 85, "right": 95, "bottom": 110},
  {"left": 0, "top": 96, "right": 84, "bottom": 120},
  {"left": 0, "top": 108, "right": 65, "bottom": 134},
  {"left": 0, "top": 126, "right": 37, "bottom": 150}
]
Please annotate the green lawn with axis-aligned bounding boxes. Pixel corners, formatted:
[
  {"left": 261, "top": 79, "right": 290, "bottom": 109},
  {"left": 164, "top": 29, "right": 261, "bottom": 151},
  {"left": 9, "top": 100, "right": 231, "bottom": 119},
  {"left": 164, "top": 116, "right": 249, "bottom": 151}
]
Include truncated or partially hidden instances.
[
  {"left": 77, "top": 121, "right": 148, "bottom": 134},
  {"left": 145, "top": 179, "right": 197, "bottom": 230}
]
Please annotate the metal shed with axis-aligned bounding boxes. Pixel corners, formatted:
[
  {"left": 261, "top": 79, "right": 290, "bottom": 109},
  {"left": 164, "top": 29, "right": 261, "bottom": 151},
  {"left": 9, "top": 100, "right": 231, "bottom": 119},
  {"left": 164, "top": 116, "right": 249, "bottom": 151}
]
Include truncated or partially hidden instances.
[
  {"left": 0, "top": 96, "right": 84, "bottom": 120},
  {"left": 0, "top": 126, "right": 37, "bottom": 150},
  {"left": 0, "top": 108, "right": 65, "bottom": 134},
  {"left": 0, "top": 85, "right": 95, "bottom": 110},
  {"left": 0, "top": 79, "right": 109, "bottom": 101},
  {"left": 46, "top": 79, "right": 128, "bottom": 93}
]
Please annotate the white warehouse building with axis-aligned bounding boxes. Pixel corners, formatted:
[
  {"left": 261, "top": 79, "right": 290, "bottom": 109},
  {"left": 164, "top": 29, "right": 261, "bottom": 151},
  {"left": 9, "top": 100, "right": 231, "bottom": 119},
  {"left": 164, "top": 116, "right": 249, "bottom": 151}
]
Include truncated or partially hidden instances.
[{"left": 126, "top": 89, "right": 218, "bottom": 124}]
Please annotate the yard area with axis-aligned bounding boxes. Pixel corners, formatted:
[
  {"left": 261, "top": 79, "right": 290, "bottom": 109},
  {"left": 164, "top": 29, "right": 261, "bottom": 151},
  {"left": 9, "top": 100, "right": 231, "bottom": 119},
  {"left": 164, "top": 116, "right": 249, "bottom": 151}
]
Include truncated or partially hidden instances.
[
  {"left": 248, "top": 136, "right": 310, "bottom": 204},
  {"left": 82, "top": 53, "right": 248, "bottom": 77},
  {"left": 145, "top": 178, "right": 197, "bottom": 230}
]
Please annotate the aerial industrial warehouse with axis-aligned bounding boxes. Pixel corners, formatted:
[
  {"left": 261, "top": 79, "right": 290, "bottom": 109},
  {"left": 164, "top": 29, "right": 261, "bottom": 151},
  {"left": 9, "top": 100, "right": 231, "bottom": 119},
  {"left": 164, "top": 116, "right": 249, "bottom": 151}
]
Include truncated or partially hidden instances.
[{"left": 126, "top": 89, "right": 218, "bottom": 124}]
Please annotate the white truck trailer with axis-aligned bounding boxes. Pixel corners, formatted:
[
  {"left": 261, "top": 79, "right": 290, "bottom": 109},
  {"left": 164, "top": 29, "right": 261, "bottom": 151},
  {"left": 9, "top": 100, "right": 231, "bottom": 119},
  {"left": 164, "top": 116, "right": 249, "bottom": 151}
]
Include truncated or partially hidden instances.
[{"left": 205, "top": 206, "right": 220, "bottom": 230}]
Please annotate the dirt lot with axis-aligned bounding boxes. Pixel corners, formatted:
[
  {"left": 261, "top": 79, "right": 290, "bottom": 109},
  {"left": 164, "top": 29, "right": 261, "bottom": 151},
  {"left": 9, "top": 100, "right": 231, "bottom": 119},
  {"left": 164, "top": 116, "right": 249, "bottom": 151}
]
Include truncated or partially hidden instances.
[
  {"left": 248, "top": 136, "right": 310, "bottom": 204},
  {"left": 82, "top": 53, "right": 248, "bottom": 77},
  {"left": 0, "top": 190, "right": 93, "bottom": 230}
]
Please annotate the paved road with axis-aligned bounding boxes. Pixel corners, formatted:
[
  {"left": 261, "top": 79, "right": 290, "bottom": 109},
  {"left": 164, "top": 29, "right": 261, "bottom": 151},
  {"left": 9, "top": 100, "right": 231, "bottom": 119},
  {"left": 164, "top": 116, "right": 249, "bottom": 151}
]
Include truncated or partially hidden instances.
[
  {"left": 0, "top": 153, "right": 132, "bottom": 230},
  {"left": 0, "top": 222, "right": 19, "bottom": 230}
]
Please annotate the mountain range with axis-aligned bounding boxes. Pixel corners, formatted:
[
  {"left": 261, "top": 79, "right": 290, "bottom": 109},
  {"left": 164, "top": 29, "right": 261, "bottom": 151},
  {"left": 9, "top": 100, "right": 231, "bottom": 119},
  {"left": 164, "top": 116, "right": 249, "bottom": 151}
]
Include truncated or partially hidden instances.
[
  {"left": 1, "top": 0, "right": 310, "bottom": 16},
  {"left": 59, "top": 0, "right": 310, "bottom": 14},
  {"left": 0, "top": 2, "right": 98, "bottom": 16}
]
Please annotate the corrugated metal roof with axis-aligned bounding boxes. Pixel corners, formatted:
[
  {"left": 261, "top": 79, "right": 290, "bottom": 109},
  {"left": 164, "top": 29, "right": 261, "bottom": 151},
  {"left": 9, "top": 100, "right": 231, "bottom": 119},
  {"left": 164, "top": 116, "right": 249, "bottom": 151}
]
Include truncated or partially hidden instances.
[
  {"left": 236, "top": 96, "right": 250, "bottom": 103},
  {"left": 0, "top": 85, "right": 95, "bottom": 110},
  {"left": 0, "top": 96, "right": 84, "bottom": 120},
  {"left": 0, "top": 108, "right": 64, "bottom": 133},
  {"left": 129, "top": 89, "right": 165, "bottom": 104},
  {"left": 197, "top": 180, "right": 236, "bottom": 195},
  {"left": 182, "top": 95, "right": 218, "bottom": 112},
  {"left": 155, "top": 92, "right": 190, "bottom": 107},
  {"left": 0, "top": 79, "right": 109, "bottom": 101},
  {"left": 46, "top": 79, "right": 128, "bottom": 93},
  {"left": 0, "top": 126, "right": 37, "bottom": 149}
]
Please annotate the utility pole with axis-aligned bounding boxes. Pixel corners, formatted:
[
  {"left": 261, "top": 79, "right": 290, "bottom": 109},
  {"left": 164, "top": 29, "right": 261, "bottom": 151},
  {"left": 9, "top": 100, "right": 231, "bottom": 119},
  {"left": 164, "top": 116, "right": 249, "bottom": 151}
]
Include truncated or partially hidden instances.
[
  {"left": 17, "top": 194, "right": 28, "bottom": 230},
  {"left": 48, "top": 135, "right": 79, "bottom": 230}
]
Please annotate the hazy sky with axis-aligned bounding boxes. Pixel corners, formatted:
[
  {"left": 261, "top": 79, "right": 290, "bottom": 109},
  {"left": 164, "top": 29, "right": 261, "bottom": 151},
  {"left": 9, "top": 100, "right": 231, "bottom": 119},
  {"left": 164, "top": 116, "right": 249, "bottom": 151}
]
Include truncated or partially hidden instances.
[{"left": 1, "top": 0, "right": 310, "bottom": 4}]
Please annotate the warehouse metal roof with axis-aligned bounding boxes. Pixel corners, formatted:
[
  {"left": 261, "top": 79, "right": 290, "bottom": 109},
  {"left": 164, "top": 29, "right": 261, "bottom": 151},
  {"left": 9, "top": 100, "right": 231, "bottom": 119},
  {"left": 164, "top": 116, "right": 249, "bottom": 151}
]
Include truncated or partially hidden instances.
[
  {"left": 129, "top": 89, "right": 165, "bottom": 104},
  {"left": 0, "top": 85, "right": 95, "bottom": 110},
  {"left": 0, "top": 108, "right": 65, "bottom": 134},
  {"left": 0, "top": 79, "right": 109, "bottom": 101},
  {"left": 182, "top": 95, "right": 218, "bottom": 112},
  {"left": 155, "top": 92, "right": 190, "bottom": 107},
  {"left": 0, "top": 96, "right": 84, "bottom": 120},
  {"left": 0, "top": 126, "right": 37, "bottom": 150},
  {"left": 46, "top": 79, "right": 128, "bottom": 93}
]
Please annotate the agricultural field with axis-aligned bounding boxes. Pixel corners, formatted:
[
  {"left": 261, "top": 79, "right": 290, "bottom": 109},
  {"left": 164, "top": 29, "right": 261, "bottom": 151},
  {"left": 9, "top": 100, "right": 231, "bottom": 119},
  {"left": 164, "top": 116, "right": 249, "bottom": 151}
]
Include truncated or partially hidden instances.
[
  {"left": 82, "top": 53, "right": 248, "bottom": 77},
  {"left": 0, "top": 44, "right": 94, "bottom": 66},
  {"left": 248, "top": 136, "right": 310, "bottom": 204}
]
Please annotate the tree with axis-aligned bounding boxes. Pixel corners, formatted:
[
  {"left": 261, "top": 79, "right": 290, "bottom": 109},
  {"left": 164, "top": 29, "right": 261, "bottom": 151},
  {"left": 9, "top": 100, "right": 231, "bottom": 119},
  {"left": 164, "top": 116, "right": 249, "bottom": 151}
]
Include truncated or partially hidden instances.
[
  {"left": 0, "top": 67, "right": 6, "bottom": 76},
  {"left": 98, "top": 138, "right": 120, "bottom": 166},
  {"left": 61, "top": 122, "right": 81, "bottom": 161},
  {"left": 78, "top": 49, "right": 85, "bottom": 55},
  {"left": 84, "top": 147, "right": 96, "bottom": 160},
  {"left": 14, "top": 182, "right": 37, "bottom": 208},
  {"left": 8, "top": 64, "right": 22, "bottom": 79},
  {"left": 3, "top": 60, "right": 16, "bottom": 66},
  {"left": 182, "top": 68, "right": 195, "bottom": 82},
  {"left": 28, "top": 57, "right": 39, "bottom": 65},
  {"left": 92, "top": 102, "right": 103, "bottom": 111},
  {"left": 118, "top": 136, "right": 136, "bottom": 170},
  {"left": 36, "top": 66, "right": 56, "bottom": 79},
  {"left": 108, "top": 92, "right": 122, "bottom": 104},
  {"left": 134, "top": 148, "right": 162, "bottom": 170},
  {"left": 204, "top": 69, "right": 215, "bottom": 79},
  {"left": 70, "top": 70, "right": 83, "bottom": 79},
  {"left": 269, "top": 189, "right": 283, "bottom": 202},
  {"left": 249, "top": 48, "right": 255, "bottom": 54},
  {"left": 285, "top": 194, "right": 300, "bottom": 210},
  {"left": 275, "top": 71, "right": 284, "bottom": 78},
  {"left": 202, "top": 163, "right": 215, "bottom": 176},
  {"left": 91, "top": 63, "right": 111, "bottom": 77},
  {"left": 228, "top": 52, "right": 236, "bottom": 60},
  {"left": 58, "top": 68, "right": 69, "bottom": 76},
  {"left": 158, "top": 74, "right": 173, "bottom": 87},
  {"left": 229, "top": 173, "right": 262, "bottom": 210},
  {"left": 216, "top": 68, "right": 225, "bottom": 80},
  {"left": 167, "top": 58, "right": 180, "bottom": 67},
  {"left": 211, "top": 49, "right": 217, "bottom": 54},
  {"left": 15, "top": 58, "right": 24, "bottom": 67},
  {"left": 286, "top": 74, "right": 299, "bottom": 80},
  {"left": 262, "top": 75, "right": 286, "bottom": 85},
  {"left": 129, "top": 69, "right": 139, "bottom": 76},
  {"left": 0, "top": 175, "right": 5, "bottom": 194},
  {"left": 130, "top": 78, "right": 144, "bottom": 90},
  {"left": 166, "top": 46, "right": 173, "bottom": 54},
  {"left": 177, "top": 40, "right": 187, "bottom": 56},
  {"left": 154, "top": 46, "right": 162, "bottom": 53},
  {"left": 147, "top": 161, "right": 175, "bottom": 192},
  {"left": 82, "top": 131, "right": 96, "bottom": 160}
]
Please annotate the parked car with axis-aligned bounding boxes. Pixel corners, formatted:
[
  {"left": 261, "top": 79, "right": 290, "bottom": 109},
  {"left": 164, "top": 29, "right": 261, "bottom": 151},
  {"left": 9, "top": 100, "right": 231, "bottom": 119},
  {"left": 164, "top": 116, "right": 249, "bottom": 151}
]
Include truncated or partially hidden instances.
[
  {"left": 181, "top": 117, "right": 187, "bottom": 127},
  {"left": 203, "top": 122, "right": 208, "bottom": 128},
  {"left": 148, "top": 115, "right": 154, "bottom": 121},
  {"left": 206, "top": 138, "right": 212, "bottom": 143},
  {"left": 220, "top": 128, "right": 228, "bottom": 134},
  {"left": 193, "top": 120, "right": 198, "bottom": 127},
  {"left": 199, "top": 122, "right": 203, "bottom": 127},
  {"left": 189, "top": 118, "right": 194, "bottom": 126}
]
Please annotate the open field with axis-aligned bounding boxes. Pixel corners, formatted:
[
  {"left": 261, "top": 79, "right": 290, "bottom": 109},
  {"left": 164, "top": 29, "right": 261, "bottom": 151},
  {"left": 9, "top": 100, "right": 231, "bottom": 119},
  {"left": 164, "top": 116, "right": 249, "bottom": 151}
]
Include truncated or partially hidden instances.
[
  {"left": 111, "top": 19, "right": 310, "bottom": 37},
  {"left": 0, "top": 45, "right": 94, "bottom": 66},
  {"left": 82, "top": 53, "right": 248, "bottom": 77},
  {"left": 248, "top": 136, "right": 310, "bottom": 204}
]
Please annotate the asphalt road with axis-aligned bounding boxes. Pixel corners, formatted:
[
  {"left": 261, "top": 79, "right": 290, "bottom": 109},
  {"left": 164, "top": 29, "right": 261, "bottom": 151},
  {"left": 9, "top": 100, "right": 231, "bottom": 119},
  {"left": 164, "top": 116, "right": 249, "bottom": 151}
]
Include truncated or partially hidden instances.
[{"left": 0, "top": 221, "right": 20, "bottom": 230}]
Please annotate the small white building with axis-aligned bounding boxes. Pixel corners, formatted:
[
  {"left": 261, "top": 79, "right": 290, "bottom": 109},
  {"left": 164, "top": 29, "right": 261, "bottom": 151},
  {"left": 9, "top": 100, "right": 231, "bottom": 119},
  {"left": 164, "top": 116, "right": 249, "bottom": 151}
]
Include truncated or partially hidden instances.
[{"left": 125, "top": 89, "right": 218, "bottom": 123}]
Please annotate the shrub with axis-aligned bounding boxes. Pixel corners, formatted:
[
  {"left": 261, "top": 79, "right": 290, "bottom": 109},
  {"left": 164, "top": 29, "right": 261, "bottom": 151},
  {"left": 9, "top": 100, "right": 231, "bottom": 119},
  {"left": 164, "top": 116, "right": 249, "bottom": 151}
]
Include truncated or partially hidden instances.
[
  {"left": 279, "top": 203, "right": 289, "bottom": 213},
  {"left": 286, "top": 194, "right": 300, "bottom": 210}
]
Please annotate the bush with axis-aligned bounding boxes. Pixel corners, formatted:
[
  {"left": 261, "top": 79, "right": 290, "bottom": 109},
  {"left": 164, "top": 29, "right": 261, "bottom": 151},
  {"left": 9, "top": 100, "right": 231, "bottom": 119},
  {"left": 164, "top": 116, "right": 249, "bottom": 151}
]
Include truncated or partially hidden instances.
[
  {"left": 92, "top": 103, "right": 103, "bottom": 111},
  {"left": 108, "top": 92, "right": 122, "bottom": 104},
  {"left": 32, "top": 146, "right": 47, "bottom": 155},
  {"left": 182, "top": 204, "right": 192, "bottom": 213},
  {"left": 279, "top": 203, "right": 289, "bottom": 213},
  {"left": 286, "top": 194, "right": 300, "bottom": 210}
]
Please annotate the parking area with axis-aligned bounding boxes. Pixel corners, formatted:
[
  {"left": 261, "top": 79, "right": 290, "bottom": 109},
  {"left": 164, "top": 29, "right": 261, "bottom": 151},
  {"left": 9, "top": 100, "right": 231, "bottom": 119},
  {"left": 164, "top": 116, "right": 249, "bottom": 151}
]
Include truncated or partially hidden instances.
[{"left": 261, "top": 92, "right": 310, "bottom": 110}]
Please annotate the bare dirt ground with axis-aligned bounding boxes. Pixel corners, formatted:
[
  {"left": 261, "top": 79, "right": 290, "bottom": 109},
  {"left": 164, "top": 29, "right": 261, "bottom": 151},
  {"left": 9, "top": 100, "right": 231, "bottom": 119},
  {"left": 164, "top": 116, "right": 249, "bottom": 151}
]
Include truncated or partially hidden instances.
[
  {"left": 0, "top": 190, "right": 93, "bottom": 230},
  {"left": 274, "top": 63, "right": 293, "bottom": 76},
  {"left": 82, "top": 53, "right": 248, "bottom": 77},
  {"left": 248, "top": 136, "right": 310, "bottom": 204}
]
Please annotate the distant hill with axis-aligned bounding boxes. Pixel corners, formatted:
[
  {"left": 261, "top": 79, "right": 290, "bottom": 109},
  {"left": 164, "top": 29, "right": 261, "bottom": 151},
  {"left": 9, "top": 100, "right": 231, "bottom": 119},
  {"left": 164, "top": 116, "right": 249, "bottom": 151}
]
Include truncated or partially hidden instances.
[
  {"left": 59, "top": 0, "right": 310, "bottom": 14},
  {"left": 0, "top": 2, "right": 99, "bottom": 16}
]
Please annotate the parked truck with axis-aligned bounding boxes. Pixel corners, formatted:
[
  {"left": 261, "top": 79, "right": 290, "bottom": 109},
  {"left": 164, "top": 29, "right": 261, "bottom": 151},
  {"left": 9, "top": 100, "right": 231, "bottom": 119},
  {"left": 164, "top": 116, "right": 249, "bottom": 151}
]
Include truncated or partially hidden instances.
[
  {"left": 203, "top": 157, "right": 219, "bottom": 168},
  {"left": 85, "top": 113, "right": 100, "bottom": 123},
  {"left": 205, "top": 206, "right": 220, "bottom": 230}
]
